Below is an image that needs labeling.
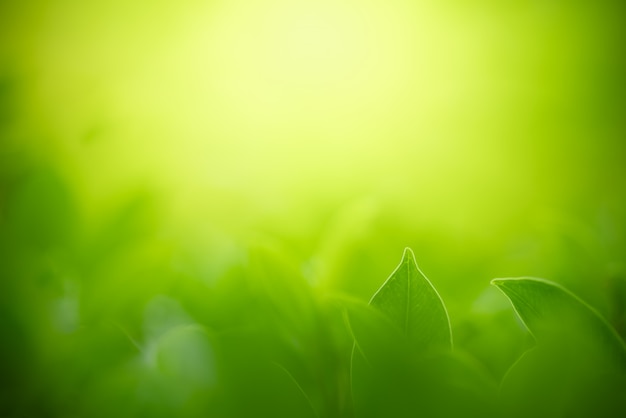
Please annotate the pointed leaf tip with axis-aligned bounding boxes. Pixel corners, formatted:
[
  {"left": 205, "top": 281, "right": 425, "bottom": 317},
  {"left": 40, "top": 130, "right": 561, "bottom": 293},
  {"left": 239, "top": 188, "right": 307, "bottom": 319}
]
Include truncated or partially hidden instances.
[
  {"left": 402, "top": 247, "right": 416, "bottom": 262},
  {"left": 350, "top": 249, "right": 454, "bottom": 417},
  {"left": 369, "top": 248, "right": 451, "bottom": 352}
]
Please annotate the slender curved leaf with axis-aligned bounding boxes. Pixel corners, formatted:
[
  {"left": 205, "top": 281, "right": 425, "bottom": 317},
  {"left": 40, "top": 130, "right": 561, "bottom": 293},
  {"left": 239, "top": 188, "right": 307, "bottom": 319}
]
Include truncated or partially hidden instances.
[
  {"left": 493, "top": 277, "right": 626, "bottom": 417},
  {"left": 370, "top": 247, "right": 452, "bottom": 352},
  {"left": 491, "top": 277, "right": 626, "bottom": 368}
]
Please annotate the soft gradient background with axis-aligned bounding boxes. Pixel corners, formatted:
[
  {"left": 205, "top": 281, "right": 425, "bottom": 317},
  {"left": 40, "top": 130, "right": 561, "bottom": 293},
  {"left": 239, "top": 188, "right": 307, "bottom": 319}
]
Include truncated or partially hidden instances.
[{"left": 1, "top": 0, "right": 625, "bottom": 416}]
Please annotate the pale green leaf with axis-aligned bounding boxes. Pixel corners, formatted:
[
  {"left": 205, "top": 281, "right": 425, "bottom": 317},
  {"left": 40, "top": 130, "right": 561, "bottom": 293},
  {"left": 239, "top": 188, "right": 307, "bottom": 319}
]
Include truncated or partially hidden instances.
[
  {"left": 369, "top": 247, "right": 452, "bottom": 352},
  {"left": 347, "top": 249, "right": 459, "bottom": 417}
]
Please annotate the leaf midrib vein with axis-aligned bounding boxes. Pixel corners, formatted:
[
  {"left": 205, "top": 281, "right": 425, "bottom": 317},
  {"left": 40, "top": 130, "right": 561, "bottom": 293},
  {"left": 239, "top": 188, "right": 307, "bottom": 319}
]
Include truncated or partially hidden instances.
[{"left": 405, "top": 255, "right": 410, "bottom": 337}]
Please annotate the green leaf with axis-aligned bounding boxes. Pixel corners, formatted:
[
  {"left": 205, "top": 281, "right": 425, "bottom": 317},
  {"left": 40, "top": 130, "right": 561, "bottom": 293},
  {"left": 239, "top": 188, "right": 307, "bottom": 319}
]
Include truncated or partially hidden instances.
[
  {"left": 348, "top": 249, "right": 470, "bottom": 418},
  {"left": 491, "top": 277, "right": 626, "bottom": 368},
  {"left": 370, "top": 247, "right": 452, "bottom": 352},
  {"left": 492, "top": 277, "right": 626, "bottom": 417}
]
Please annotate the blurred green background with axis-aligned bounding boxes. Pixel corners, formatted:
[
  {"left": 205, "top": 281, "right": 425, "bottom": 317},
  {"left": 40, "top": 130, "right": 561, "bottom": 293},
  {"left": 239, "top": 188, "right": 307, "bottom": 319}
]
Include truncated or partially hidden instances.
[{"left": 1, "top": 0, "right": 625, "bottom": 416}]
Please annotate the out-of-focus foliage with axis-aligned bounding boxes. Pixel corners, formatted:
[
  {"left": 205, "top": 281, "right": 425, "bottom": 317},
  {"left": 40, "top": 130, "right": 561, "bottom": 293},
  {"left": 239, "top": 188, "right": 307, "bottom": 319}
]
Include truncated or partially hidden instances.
[
  {"left": 493, "top": 278, "right": 626, "bottom": 417},
  {"left": 349, "top": 250, "right": 494, "bottom": 418},
  {"left": 1, "top": 0, "right": 626, "bottom": 417}
]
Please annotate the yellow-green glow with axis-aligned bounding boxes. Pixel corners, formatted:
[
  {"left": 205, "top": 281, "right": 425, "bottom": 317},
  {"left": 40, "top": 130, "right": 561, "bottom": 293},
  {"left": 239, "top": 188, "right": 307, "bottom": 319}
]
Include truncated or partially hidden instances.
[
  {"left": 2, "top": 1, "right": 626, "bottom": 416},
  {"left": 1, "top": 0, "right": 623, "bottom": 239},
  {"left": 141, "top": 0, "right": 425, "bottom": 186},
  {"left": 1, "top": 0, "right": 624, "bottom": 267}
]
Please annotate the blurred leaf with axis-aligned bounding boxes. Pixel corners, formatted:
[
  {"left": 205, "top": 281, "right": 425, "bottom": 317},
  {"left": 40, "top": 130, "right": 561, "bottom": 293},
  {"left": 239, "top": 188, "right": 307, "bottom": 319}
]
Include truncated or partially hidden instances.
[
  {"left": 370, "top": 247, "right": 452, "bottom": 352},
  {"left": 215, "top": 335, "right": 319, "bottom": 418},
  {"left": 4, "top": 168, "right": 77, "bottom": 250},
  {"left": 143, "top": 295, "right": 193, "bottom": 342},
  {"left": 498, "top": 343, "right": 626, "bottom": 418},
  {"left": 246, "top": 243, "right": 317, "bottom": 338},
  {"left": 313, "top": 198, "right": 379, "bottom": 292},
  {"left": 135, "top": 297, "right": 217, "bottom": 414},
  {"left": 491, "top": 277, "right": 626, "bottom": 368},
  {"left": 244, "top": 244, "right": 364, "bottom": 417},
  {"left": 349, "top": 337, "right": 497, "bottom": 418},
  {"left": 346, "top": 298, "right": 419, "bottom": 418},
  {"left": 493, "top": 277, "right": 626, "bottom": 417},
  {"left": 154, "top": 324, "right": 216, "bottom": 387},
  {"left": 344, "top": 297, "right": 407, "bottom": 366}
]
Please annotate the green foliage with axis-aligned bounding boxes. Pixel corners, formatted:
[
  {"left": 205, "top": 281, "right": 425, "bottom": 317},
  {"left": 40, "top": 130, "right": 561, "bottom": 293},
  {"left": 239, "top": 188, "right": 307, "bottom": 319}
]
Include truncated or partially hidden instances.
[
  {"left": 0, "top": 172, "right": 624, "bottom": 417},
  {"left": 492, "top": 278, "right": 626, "bottom": 368},
  {"left": 2, "top": 1, "right": 626, "bottom": 416},
  {"left": 349, "top": 249, "right": 462, "bottom": 418},
  {"left": 369, "top": 248, "right": 452, "bottom": 352},
  {"left": 344, "top": 259, "right": 626, "bottom": 418},
  {"left": 493, "top": 278, "right": 626, "bottom": 417}
]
